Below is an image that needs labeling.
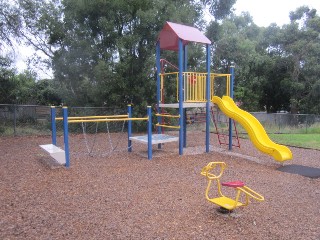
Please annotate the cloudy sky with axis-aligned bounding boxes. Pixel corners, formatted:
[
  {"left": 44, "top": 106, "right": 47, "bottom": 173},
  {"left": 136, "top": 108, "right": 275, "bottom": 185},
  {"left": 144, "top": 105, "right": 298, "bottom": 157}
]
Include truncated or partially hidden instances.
[{"left": 234, "top": 0, "right": 319, "bottom": 27}]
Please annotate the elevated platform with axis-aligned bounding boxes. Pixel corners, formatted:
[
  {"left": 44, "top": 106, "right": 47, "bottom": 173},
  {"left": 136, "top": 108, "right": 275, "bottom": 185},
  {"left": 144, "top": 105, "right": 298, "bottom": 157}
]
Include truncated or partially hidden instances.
[
  {"left": 130, "top": 134, "right": 178, "bottom": 144},
  {"left": 159, "top": 102, "right": 213, "bottom": 108},
  {"left": 40, "top": 144, "right": 66, "bottom": 165}
]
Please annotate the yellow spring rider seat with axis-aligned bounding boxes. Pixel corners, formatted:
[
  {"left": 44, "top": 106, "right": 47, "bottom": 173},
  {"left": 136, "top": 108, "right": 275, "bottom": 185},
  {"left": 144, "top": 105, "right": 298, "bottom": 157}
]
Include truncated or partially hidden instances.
[{"left": 201, "top": 162, "right": 264, "bottom": 211}]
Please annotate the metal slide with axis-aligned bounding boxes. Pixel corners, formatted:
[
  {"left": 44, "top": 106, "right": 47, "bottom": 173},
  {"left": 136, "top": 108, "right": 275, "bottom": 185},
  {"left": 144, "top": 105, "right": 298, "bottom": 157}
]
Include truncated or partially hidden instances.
[{"left": 212, "top": 96, "right": 293, "bottom": 162}]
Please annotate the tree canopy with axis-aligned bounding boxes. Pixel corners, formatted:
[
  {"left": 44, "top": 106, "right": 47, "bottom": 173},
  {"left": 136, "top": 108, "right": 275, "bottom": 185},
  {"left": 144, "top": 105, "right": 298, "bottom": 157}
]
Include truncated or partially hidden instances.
[{"left": 0, "top": 0, "right": 319, "bottom": 114}]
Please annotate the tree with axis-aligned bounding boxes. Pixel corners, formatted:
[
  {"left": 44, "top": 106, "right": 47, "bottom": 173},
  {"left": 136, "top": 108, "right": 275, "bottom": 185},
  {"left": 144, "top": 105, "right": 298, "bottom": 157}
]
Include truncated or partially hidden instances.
[
  {"left": 201, "top": 0, "right": 236, "bottom": 20},
  {"left": 32, "top": 79, "right": 62, "bottom": 105},
  {"left": 0, "top": 0, "right": 21, "bottom": 50},
  {"left": 0, "top": 57, "right": 39, "bottom": 104},
  {"left": 207, "top": 6, "right": 320, "bottom": 114},
  {"left": 1, "top": 0, "right": 239, "bottom": 110},
  {"left": 50, "top": 0, "right": 207, "bottom": 110},
  {"left": 281, "top": 7, "right": 320, "bottom": 113},
  {"left": 0, "top": 56, "right": 17, "bottom": 103},
  {"left": 207, "top": 13, "right": 265, "bottom": 111}
]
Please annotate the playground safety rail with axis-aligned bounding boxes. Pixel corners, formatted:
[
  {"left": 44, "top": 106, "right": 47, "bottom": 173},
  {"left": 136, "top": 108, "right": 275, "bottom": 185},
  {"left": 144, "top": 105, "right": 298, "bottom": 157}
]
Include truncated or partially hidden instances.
[{"left": 159, "top": 72, "right": 231, "bottom": 103}]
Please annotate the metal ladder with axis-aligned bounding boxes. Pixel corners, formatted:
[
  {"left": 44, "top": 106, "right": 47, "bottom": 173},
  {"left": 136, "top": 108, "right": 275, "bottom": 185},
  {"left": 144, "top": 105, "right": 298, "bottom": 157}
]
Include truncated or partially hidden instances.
[{"left": 211, "top": 106, "right": 240, "bottom": 148}]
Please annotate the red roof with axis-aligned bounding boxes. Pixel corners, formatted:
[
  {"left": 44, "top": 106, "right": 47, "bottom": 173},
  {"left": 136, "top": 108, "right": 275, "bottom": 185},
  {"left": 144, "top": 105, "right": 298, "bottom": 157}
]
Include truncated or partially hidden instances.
[{"left": 158, "top": 22, "right": 211, "bottom": 51}]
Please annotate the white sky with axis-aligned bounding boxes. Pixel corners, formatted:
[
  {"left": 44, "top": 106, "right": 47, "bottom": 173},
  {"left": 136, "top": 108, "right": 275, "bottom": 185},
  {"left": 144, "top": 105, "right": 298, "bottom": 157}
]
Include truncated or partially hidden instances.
[{"left": 234, "top": 0, "right": 320, "bottom": 27}]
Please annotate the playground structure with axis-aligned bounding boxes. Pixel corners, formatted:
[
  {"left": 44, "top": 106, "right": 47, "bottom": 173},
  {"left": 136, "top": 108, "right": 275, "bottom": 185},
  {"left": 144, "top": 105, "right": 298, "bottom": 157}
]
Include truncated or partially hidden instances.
[
  {"left": 41, "top": 105, "right": 157, "bottom": 167},
  {"left": 155, "top": 21, "right": 292, "bottom": 162},
  {"left": 201, "top": 162, "right": 264, "bottom": 211},
  {"left": 40, "top": 21, "right": 293, "bottom": 167}
]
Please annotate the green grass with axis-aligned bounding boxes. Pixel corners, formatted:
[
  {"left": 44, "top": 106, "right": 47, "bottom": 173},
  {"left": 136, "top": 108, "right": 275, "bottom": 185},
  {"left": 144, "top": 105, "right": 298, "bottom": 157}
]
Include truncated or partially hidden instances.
[
  {"left": 268, "top": 133, "right": 320, "bottom": 150},
  {"left": 233, "top": 122, "right": 320, "bottom": 149}
]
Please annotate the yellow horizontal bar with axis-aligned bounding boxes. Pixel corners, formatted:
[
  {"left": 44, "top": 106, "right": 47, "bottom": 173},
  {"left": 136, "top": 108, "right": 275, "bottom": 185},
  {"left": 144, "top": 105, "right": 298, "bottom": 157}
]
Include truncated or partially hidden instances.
[
  {"left": 68, "top": 117, "right": 148, "bottom": 123},
  {"left": 55, "top": 114, "right": 128, "bottom": 121},
  {"left": 155, "top": 114, "right": 180, "bottom": 118},
  {"left": 128, "top": 117, "right": 149, "bottom": 121},
  {"left": 155, "top": 123, "right": 180, "bottom": 129},
  {"left": 211, "top": 73, "right": 231, "bottom": 77},
  {"left": 183, "top": 72, "right": 207, "bottom": 74},
  {"left": 160, "top": 71, "right": 230, "bottom": 76}
]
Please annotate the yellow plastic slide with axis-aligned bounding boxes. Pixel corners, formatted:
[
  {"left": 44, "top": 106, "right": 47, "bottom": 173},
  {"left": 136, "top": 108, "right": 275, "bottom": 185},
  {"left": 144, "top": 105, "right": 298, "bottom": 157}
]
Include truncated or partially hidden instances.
[{"left": 212, "top": 96, "right": 292, "bottom": 162}]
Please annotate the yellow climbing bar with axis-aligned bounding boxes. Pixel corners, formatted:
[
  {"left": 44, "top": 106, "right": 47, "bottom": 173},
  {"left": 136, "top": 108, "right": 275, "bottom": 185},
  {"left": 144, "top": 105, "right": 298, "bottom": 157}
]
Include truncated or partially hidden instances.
[
  {"left": 55, "top": 114, "right": 128, "bottom": 121},
  {"left": 155, "top": 114, "right": 180, "bottom": 118},
  {"left": 155, "top": 123, "right": 180, "bottom": 129},
  {"left": 68, "top": 117, "right": 148, "bottom": 123}
]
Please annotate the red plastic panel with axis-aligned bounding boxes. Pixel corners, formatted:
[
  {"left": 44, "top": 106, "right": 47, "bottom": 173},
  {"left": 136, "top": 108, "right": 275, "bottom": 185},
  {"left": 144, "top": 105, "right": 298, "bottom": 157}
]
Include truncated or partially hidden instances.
[{"left": 158, "top": 22, "right": 211, "bottom": 51}]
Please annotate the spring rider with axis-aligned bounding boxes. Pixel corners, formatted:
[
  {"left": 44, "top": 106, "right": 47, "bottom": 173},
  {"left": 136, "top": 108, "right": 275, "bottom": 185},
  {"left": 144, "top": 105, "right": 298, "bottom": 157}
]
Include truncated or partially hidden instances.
[{"left": 201, "top": 162, "right": 264, "bottom": 212}]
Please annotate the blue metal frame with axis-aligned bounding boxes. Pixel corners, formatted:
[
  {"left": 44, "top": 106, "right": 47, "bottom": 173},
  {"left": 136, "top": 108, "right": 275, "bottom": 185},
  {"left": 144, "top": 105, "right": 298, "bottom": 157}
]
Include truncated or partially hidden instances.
[
  {"left": 178, "top": 39, "right": 184, "bottom": 155},
  {"left": 147, "top": 106, "right": 152, "bottom": 160},
  {"left": 156, "top": 41, "right": 162, "bottom": 149},
  {"left": 51, "top": 106, "right": 57, "bottom": 145},
  {"left": 62, "top": 107, "right": 70, "bottom": 168},
  {"left": 156, "top": 31, "right": 213, "bottom": 156},
  {"left": 205, "top": 44, "right": 211, "bottom": 152},
  {"left": 183, "top": 45, "right": 188, "bottom": 148},
  {"left": 229, "top": 63, "right": 235, "bottom": 150},
  {"left": 128, "top": 104, "right": 132, "bottom": 152}
]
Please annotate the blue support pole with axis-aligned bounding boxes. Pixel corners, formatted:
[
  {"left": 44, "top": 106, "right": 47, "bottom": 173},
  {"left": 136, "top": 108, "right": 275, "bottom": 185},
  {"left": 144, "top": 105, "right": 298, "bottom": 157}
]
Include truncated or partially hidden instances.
[
  {"left": 183, "top": 45, "right": 188, "bottom": 72},
  {"left": 156, "top": 41, "right": 162, "bottom": 149},
  {"left": 205, "top": 44, "right": 211, "bottom": 152},
  {"left": 147, "top": 106, "right": 152, "bottom": 160},
  {"left": 183, "top": 45, "right": 187, "bottom": 148},
  {"left": 51, "top": 106, "right": 57, "bottom": 145},
  {"left": 128, "top": 104, "right": 132, "bottom": 152},
  {"left": 183, "top": 109, "right": 187, "bottom": 148},
  {"left": 62, "top": 107, "right": 70, "bottom": 168},
  {"left": 229, "top": 62, "right": 235, "bottom": 150},
  {"left": 178, "top": 39, "right": 184, "bottom": 155}
]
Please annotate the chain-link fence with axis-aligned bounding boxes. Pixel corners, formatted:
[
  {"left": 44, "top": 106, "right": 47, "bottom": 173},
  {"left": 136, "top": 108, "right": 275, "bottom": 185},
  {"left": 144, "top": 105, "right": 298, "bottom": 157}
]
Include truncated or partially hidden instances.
[
  {"left": 0, "top": 104, "right": 149, "bottom": 137},
  {"left": 0, "top": 104, "right": 52, "bottom": 136},
  {"left": 249, "top": 112, "right": 320, "bottom": 134},
  {"left": 1, "top": 104, "right": 320, "bottom": 137}
]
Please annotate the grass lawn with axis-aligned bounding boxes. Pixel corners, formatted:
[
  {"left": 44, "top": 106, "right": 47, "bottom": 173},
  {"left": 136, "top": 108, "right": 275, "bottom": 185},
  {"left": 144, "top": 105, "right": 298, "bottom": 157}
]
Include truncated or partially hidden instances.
[{"left": 269, "top": 133, "right": 320, "bottom": 150}]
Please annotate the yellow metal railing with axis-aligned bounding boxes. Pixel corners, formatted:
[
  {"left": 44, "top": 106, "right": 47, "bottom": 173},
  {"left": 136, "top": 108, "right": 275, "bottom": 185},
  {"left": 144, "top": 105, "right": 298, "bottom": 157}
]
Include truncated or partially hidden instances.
[
  {"left": 155, "top": 113, "right": 180, "bottom": 129},
  {"left": 155, "top": 124, "right": 180, "bottom": 129},
  {"left": 160, "top": 72, "right": 179, "bottom": 103},
  {"left": 55, "top": 115, "right": 128, "bottom": 121},
  {"left": 210, "top": 73, "right": 231, "bottom": 100},
  {"left": 159, "top": 72, "right": 231, "bottom": 103},
  {"left": 67, "top": 117, "right": 147, "bottom": 123},
  {"left": 183, "top": 72, "right": 207, "bottom": 102}
]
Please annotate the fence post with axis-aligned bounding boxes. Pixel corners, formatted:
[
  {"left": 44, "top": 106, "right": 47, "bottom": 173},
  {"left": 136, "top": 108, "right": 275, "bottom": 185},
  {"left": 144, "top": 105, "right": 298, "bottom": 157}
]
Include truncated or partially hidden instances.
[
  {"left": 13, "top": 104, "right": 17, "bottom": 136},
  {"left": 278, "top": 114, "right": 281, "bottom": 133},
  {"left": 305, "top": 114, "right": 308, "bottom": 134}
]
